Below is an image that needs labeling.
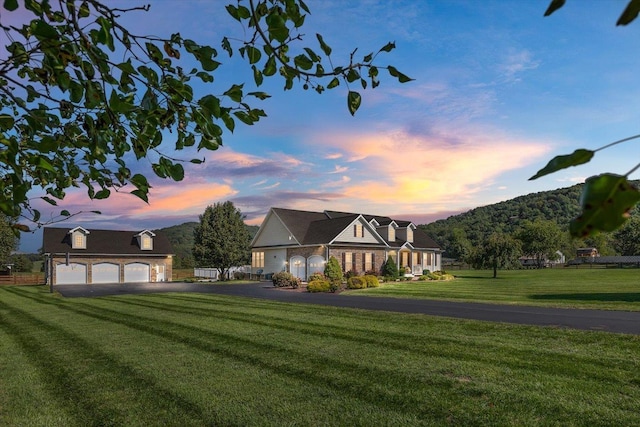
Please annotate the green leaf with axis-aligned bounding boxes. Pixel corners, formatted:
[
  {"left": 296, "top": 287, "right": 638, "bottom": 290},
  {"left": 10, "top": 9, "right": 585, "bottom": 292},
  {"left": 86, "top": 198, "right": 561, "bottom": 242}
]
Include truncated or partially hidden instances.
[
  {"left": 363, "top": 52, "right": 373, "bottom": 63},
  {"left": 4, "top": 0, "right": 18, "bottom": 11},
  {"left": 387, "top": 66, "right": 414, "bottom": 83},
  {"left": 94, "top": 189, "right": 110, "bottom": 199},
  {"left": 0, "top": 114, "right": 14, "bottom": 131},
  {"left": 327, "top": 77, "right": 340, "bottom": 89},
  {"left": 36, "top": 157, "right": 56, "bottom": 173},
  {"left": 41, "top": 196, "right": 58, "bottom": 206},
  {"left": 31, "top": 20, "right": 58, "bottom": 39},
  {"left": 252, "top": 65, "right": 263, "bottom": 86},
  {"left": 294, "top": 54, "right": 313, "bottom": 70},
  {"left": 263, "top": 56, "right": 277, "bottom": 76},
  {"left": 347, "top": 91, "right": 361, "bottom": 116},
  {"left": 224, "top": 84, "right": 243, "bottom": 102},
  {"left": 246, "top": 45, "right": 262, "bottom": 64},
  {"left": 60, "top": 210, "right": 71, "bottom": 216},
  {"left": 544, "top": 0, "right": 566, "bottom": 17},
  {"left": 190, "top": 158, "right": 204, "bottom": 164},
  {"left": 316, "top": 33, "right": 332, "bottom": 56},
  {"left": 247, "top": 91, "right": 271, "bottom": 100},
  {"left": 529, "top": 149, "right": 594, "bottom": 180},
  {"left": 379, "top": 41, "right": 396, "bottom": 53},
  {"left": 569, "top": 174, "right": 640, "bottom": 237},
  {"left": 169, "top": 163, "right": 185, "bottom": 181},
  {"left": 266, "top": 12, "right": 289, "bottom": 43},
  {"left": 617, "top": 0, "right": 640, "bottom": 25},
  {"left": 130, "top": 189, "right": 149, "bottom": 203}
]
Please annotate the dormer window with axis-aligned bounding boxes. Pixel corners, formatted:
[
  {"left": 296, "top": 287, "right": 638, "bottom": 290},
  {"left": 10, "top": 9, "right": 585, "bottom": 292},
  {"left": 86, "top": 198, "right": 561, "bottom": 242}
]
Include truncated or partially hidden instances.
[
  {"left": 68, "top": 226, "right": 90, "bottom": 249},
  {"left": 136, "top": 230, "right": 156, "bottom": 251},
  {"left": 354, "top": 223, "right": 364, "bottom": 238},
  {"left": 388, "top": 226, "right": 395, "bottom": 241},
  {"left": 406, "top": 227, "right": 413, "bottom": 243}
]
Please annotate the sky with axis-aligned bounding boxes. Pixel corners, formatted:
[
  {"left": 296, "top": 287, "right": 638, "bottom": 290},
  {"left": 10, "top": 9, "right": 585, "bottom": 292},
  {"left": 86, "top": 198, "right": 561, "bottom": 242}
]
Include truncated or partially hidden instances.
[{"left": 7, "top": 0, "right": 640, "bottom": 252}]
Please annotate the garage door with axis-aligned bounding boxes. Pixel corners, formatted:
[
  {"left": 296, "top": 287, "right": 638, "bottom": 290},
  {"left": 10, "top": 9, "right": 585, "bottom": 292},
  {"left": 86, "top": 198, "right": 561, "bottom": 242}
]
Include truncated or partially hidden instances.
[
  {"left": 56, "top": 263, "right": 87, "bottom": 285},
  {"left": 92, "top": 263, "right": 120, "bottom": 284},
  {"left": 124, "top": 263, "right": 150, "bottom": 283}
]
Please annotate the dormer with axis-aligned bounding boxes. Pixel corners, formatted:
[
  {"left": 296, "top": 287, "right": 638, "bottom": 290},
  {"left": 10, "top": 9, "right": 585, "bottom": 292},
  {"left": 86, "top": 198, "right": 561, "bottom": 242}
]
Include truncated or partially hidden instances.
[
  {"left": 376, "top": 221, "right": 397, "bottom": 242},
  {"left": 68, "top": 226, "right": 90, "bottom": 249},
  {"left": 135, "top": 230, "right": 156, "bottom": 250},
  {"left": 396, "top": 223, "right": 416, "bottom": 243}
]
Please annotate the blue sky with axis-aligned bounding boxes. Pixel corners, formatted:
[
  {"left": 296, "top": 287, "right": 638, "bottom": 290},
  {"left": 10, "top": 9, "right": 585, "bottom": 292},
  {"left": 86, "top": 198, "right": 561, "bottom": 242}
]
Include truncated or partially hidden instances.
[{"left": 12, "top": 1, "right": 640, "bottom": 252}]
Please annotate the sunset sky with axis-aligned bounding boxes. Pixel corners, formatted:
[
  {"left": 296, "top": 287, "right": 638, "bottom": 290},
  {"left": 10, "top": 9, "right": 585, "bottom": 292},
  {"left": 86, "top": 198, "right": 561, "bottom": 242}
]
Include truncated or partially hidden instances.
[{"left": 11, "top": 1, "right": 640, "bottom": 252}]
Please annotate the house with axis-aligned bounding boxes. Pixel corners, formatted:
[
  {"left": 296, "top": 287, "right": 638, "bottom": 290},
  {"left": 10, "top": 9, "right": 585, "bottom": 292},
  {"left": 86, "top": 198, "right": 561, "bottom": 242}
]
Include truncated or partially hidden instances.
[
  {"left": 43, "top": 226, "right": 174, "bottom": 285},
  {"left": 250, "top": 208, "right": 443, "bottom": 280},
  {"left": 519, "top": 251, "right": 566, "bottom": 268},
  {"left": 577, "top": 247, "right": 599, "bottom": 258}
]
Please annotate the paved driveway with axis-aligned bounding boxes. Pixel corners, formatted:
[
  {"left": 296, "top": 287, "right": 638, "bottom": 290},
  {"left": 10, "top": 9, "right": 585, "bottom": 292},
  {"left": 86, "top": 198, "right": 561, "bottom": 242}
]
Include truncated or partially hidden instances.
[{"left": 55, "top": 282, "right": 640, "bottom": 335}]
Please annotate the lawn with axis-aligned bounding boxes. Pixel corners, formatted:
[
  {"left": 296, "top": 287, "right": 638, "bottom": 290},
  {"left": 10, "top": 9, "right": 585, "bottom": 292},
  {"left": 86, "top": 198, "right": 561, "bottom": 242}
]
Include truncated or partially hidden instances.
[
  {"left": 348, "top": 268, "right": 640, "bottom": 311},
  {"left": 2, "top": 285, "right": 640, "bottom": 425}
]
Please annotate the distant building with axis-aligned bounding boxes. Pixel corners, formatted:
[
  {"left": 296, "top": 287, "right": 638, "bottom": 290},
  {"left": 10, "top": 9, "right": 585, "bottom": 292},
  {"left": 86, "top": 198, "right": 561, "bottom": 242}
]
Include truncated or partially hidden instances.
[{"left": 577, "top": 247, "right": 599, "bottom": 258}]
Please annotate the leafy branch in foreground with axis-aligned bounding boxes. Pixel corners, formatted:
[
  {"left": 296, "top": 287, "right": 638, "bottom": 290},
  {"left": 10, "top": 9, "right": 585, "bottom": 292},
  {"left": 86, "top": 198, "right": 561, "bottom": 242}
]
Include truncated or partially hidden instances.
[
  {"left": 535, "top": 0, "right": 640, "bottom": 237},
  {"left": 0, "top": 0, "right": 411, "bottom": 231}
]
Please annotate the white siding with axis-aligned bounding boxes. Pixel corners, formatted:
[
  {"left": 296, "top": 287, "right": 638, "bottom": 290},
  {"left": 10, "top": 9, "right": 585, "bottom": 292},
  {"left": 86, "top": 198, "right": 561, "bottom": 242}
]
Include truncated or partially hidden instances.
[
  {"left": 334, "top": 220, "right": 380, "bottom": 243},
  {"left": 253, "top": 213, "right": 297, "bottom": 246},
  {"left": 264, "top": 248, "right": 287, "bottom": 275}
]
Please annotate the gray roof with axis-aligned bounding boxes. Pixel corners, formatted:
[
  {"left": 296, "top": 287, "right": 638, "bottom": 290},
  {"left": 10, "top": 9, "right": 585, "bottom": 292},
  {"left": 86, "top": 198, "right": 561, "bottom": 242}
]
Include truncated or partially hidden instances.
[
  {"left": 569, "top": 256, "right": 640, "bottom": 265},
  {"left": 268, "top": 208, "right": 441, "bottom": 249},
  {"left": 42, "top": 227, "right": 174, "bottom": 255}
]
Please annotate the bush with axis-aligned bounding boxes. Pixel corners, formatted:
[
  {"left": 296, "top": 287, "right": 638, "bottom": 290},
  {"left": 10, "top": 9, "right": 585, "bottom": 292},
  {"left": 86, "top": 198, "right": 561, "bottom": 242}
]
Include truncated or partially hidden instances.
[
  {"left": 347, "top": 276, "right": 366, "bottom": 289},
  {"left": 308, "top": 272, "right": 325, "bottom": 282},
  {"left": 345, "top": 270, "right": 359, "bottom": 280},
  {"left": 364, "top": 275, "right": 380, "bottom": 288},
  {"left": 272, "top": 271, "right": 301, "bottom": 288},
  {"left": 324, "top": 256, "right": 343, "bottom": 284},
  {"left": 330, "top": 281, "right": 343, "bottom": 293},
  {"left": 422, "top": 269, "right": 431, "bottom": 276},
  {"left": 307, "top": 279, "right": 331, "bottom": 292},
  {"left": 381, "top": 255, "right": 398, "bottom": 279},
  {"left": 419, "top": 275, "right": 429, "bottom": 281},
  {"left": 233, "top": 271, "right": 246, "bottom": 280},
  {"left": 365, "top": 269, "right": 379, "bottom": 277},
  {"left": 426, "top": 271, "right": 455, "bottom": 281}
]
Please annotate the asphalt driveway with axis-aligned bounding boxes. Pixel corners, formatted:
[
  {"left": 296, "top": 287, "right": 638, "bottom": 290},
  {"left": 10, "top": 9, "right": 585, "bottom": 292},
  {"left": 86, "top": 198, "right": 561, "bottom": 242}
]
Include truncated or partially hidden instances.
[{"left": 54, "top": 282, "right": 640, "bottom": 335}]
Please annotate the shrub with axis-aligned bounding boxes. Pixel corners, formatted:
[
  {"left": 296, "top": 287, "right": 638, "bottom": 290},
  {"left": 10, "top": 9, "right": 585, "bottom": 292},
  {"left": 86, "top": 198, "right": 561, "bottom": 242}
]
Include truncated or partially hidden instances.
[
  {"left": 364, "top": 275, "right": 380, "bottom": 288},
  {"left": 347, "top": 276, "right": 366, "bottom": 289},
  {"left": 381, "top": 255, "right": 398, "bottom": 279},
  {"left": 324, "top": 256, "right": 343, "bottom": 285},
  {"left": 307, "top": 279, "right": 331, "bottom": 292},
  {"left": 345, "top": 270, "right": 359, "bottom": 280},
  {"left": 329, "top": 281, "right": 343, "bottom": 293},
  {"left": 426, "top": 271, "right": 455, "bottom": 281},
  {"left": 308, "top": 272, "right": 325, "bottom": 282},
  {"left": 233, "top": 271, "right": 246, "bottom": 280},
  {"left": 422, "top": 269, "right": 431, "bottom": 276},
  {"left": 419, "top": 275, "right": 429, "bottom": 281},
  {"left": 365, "top": 269, "right": 379, "bottom": 277},
  {"left": 272, "top": 271, "right": 301, "bottom": 288}
]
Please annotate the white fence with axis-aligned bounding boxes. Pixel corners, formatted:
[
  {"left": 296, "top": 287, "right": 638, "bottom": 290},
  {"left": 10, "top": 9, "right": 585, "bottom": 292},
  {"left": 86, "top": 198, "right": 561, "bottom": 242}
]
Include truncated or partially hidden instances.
[{"left": 193, "top": 265, "right": 251, "bottom": 281}]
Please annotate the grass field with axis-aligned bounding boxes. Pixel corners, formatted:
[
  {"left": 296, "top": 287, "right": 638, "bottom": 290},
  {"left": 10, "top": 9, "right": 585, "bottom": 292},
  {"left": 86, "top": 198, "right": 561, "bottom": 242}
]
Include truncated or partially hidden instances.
[
  {"left": 2, "top": 285, "right": 640, "bottom": 426},
  {"left": 348, "top": 268, "right": 640, "bottom": 311}
]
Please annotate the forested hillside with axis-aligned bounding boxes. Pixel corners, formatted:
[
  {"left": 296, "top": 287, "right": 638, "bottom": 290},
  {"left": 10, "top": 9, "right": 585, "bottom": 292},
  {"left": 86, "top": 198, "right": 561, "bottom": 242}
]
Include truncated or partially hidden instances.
[
  {"left": 158, "top": 222, "right": 259, "bottom": 268},
  {"left": 419, "top": 182, "right": 640, "bottom": 260}
]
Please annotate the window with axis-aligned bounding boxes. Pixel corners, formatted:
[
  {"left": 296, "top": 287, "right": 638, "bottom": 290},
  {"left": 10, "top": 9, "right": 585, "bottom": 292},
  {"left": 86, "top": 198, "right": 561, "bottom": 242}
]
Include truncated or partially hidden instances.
[
  {"left": 388, "top": 226, "right": 395, "bottom": 241},
  {"left": 406, "top": 227, "right": 413, "bottom": 242},
  {"left": 412, "top": 252, "right": 419, "bottom": 267},
  {"left": 354, "top": 223, "right": 364, "bottom": 238},
  {"left": 72, "top": 232, "right": 86, "bottom": 249},
  {"left": 343, "top": 252, "right": 352, "bottom": 271},
  {"left": 252, "top": 252, "right": 264, "bottom": 268},
  {"left": 425, "top": 252, "right": 432, "bottom": 266},
  {"left": 141, "top": 234, "right": 153, "bottom": 250},
  {"left": 400, "top": 251, "right": 409, "bottom": 267},
  {"left": 363, "top": 253, "right": 373, "bottom": 272}
]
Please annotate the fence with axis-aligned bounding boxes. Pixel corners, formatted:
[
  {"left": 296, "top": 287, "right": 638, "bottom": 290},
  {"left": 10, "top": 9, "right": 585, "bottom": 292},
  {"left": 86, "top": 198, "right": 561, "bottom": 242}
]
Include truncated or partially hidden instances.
[
  {"left": 193, "top": 265, "right": 251, "bottom": 281},
  {"left": 0, "top": 273, "right": 45, "bottom": 286}
]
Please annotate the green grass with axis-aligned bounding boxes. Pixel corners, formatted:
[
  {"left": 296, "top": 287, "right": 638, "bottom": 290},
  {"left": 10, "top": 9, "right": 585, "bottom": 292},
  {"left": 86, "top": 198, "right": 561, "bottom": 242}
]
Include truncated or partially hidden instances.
[
  {"left": 2, "top": 285, "right": 640, "bottom": 425},
  {"left": 348, "top": 268, "right": 640, "bottom": 310}
]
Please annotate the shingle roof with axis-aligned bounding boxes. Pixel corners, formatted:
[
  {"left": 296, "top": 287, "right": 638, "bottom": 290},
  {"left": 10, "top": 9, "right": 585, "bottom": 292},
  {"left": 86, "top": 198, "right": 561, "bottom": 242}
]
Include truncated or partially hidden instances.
[
  {"left": 269, "top": 208, "right": 441, "bottom": 249},
  {"left": 42, "top": 227, "right": 174, "bottom": 255}
]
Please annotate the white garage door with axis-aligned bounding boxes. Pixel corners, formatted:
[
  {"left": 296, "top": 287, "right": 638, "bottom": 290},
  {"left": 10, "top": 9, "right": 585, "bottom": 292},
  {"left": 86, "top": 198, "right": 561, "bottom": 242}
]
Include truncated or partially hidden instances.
[
  {"left": 92, "top": 263, "right": 120, "bottom": 284},
  {"left": 56, "top": 263, "right": 87, "bottom": 285},
  {"left": 124, "top": 263, "right": 150, "bottom": 283}
]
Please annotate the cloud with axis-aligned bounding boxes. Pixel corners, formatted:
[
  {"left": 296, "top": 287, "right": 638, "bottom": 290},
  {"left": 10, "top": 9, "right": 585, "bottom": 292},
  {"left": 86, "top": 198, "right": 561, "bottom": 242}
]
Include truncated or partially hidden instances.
[
  {"left": 201, "top": 148, "right": 312, "bottom": 179},
  {"left": 329, "top": 165, "right": 348, "bottom": 174},
  {"left": 325, "top": 153, "right": 343, "bottom": 159},
  {"left": 314, "top": 127, "right": 551, "bottom": 211}
]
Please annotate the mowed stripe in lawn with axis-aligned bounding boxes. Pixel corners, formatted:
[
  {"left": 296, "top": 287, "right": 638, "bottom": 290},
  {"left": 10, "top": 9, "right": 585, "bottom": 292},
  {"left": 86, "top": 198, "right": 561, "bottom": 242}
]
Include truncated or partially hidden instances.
[{"left": 1, "top": 285, "right": 640, "bottom": 426}]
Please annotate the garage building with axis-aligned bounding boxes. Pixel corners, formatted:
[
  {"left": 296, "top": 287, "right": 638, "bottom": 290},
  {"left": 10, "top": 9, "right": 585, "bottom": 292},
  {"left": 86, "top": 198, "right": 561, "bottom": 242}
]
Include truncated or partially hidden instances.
[{"left": 43, "top": 226, "right": 174, "bottom": 286}]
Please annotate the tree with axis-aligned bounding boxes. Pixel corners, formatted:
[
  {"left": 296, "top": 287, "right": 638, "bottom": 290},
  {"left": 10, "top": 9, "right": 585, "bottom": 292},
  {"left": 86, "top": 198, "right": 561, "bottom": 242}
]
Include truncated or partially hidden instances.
[
  {"left": 612, "top": 216, "right": 640, "bottom": 255},
  {"left": 381, "top": 255, "right": 398, "bottom": 279},
  {"left": 535, "top": 1, "right": 640, "bottom": 237},
  {"left": 192, "top": 201, "right": 250, "bottom": 280},
  {"left": 468, "top": 233, "right": 521, "bottom": 278},
  {"left": 446, "top": 228, "right": 473, "bottom": 262},
  {"left": 9, "top": 253, "right": 33, "bottom": 272},
  {"left": 0, "top": 1, "right": 411, "bottom": 230},
  {"left": 517, "top": 219, "right": 563, "bottom": 268},
  {"left": 0, "top": 214, "right": 18, "bottom": 267}
]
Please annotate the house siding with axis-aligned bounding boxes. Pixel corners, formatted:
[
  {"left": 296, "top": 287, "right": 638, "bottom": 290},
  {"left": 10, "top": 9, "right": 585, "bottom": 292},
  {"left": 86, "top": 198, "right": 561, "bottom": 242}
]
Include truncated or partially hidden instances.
[
  {"left": 253, "top": 213, "right": 296, "bottom": 247},
  {"left": 263, "top": 248, "right": 287, "bottom": 275},
  {"left": 333, "top": 220, "right": 380, "bottom": 244}
]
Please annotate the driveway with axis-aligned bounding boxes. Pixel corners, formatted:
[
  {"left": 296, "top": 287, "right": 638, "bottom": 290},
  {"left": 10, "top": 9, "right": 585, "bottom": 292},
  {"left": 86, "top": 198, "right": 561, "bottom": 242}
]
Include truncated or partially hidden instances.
[{"left": 54, "top": 282, "right": 640, "bottom": 335}]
